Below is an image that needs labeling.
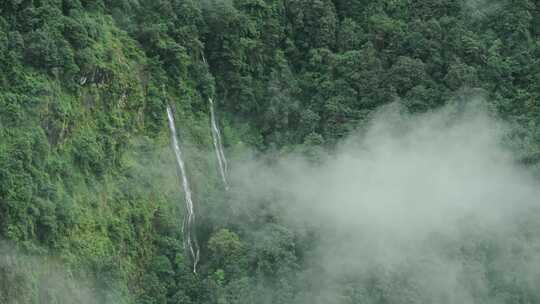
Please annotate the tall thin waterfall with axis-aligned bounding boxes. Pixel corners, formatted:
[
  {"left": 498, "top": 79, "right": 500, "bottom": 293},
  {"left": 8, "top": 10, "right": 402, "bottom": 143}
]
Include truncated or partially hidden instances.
[
  {"left": 209, "top": 97, "right": 229, "bottom": 190},
  {"left": 166, "top": 105, "right": 200, "bottom": 273},
  {"left": 203, "top": 54, "right": 230, "bottom": 190}
]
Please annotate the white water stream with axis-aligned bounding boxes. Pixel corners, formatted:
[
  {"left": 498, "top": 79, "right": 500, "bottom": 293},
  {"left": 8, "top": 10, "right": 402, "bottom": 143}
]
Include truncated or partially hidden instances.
[
  {"left": 202, "top": 54, "right": 230, "bottom": 190},
  {"left": 166, "top": 106, "right": 200, "bottom": 273},
  {"left": 209, "top": 97, "right": 229, "bottom": 190}
]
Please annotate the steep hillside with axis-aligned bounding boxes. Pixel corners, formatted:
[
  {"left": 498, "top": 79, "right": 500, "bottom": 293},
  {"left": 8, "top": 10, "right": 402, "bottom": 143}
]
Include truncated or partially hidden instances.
[{"left": 1, "top": 0, "right": 540, "bottom": 303}]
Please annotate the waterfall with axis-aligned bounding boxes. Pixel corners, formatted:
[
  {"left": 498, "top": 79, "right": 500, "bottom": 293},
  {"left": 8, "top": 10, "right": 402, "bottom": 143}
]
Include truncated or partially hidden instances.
[
  {"left": 202, "top": 54, "right": 230, "bottom": 190},
  {"left": 209, "top": 97, "right": 229, "bottom": 190},
  {"left": 166, "top": 105, "right": 200, "bottom": 273}
]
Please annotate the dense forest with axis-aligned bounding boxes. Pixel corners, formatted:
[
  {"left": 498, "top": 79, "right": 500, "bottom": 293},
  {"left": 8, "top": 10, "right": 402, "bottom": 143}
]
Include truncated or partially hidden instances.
[{"left": 1, "top": 0, "right": 540, "bottom": 303}]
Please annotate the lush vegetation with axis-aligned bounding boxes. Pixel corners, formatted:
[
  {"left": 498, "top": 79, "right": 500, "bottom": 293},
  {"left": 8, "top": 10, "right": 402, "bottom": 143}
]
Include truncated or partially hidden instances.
[{"left": 1, "top": 0, "right": 540, "bottom": 303}]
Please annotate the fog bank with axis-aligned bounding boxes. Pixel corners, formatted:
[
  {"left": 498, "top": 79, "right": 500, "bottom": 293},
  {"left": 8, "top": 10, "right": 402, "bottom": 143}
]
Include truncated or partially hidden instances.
[{"left": 231, "top": 102, "right": 540, "bottom": 302}]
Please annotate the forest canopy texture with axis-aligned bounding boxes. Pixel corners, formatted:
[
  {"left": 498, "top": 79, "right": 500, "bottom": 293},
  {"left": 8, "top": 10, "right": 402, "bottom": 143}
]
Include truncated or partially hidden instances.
[{"left": 1, "top": 0, "right": 540, "bottom": 303}]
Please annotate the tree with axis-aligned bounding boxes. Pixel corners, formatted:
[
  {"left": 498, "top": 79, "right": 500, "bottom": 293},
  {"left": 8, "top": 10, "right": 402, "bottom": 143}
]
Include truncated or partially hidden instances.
[{"left": 208, "top": 229, "right": 247, "bottom": 281}]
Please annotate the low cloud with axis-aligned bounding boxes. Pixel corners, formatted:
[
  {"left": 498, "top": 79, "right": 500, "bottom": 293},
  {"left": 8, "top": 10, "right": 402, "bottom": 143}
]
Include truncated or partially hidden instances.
[{"left": 230, "top": 101, "right": 540, "bottom": 302}]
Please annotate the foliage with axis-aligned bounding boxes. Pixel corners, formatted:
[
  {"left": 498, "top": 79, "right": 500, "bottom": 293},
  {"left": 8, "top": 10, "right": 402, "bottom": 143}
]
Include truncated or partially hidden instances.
[{"left": 0, "top": 0, "right": 540, "bottom": 303}]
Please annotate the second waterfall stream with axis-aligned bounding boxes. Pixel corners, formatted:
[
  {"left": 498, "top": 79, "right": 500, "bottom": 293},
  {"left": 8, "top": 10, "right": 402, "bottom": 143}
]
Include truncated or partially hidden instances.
[
  {"left": 166, "top": 105, "right": 200, "bottom": 273},
  {"left": 209, "top": 97, "right": 229, "bottom": 190}
]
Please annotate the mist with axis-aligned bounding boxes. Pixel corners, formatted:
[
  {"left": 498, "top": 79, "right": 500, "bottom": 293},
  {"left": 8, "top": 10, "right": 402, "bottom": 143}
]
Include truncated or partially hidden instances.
[
  {"left": 229, "top": 102, "right": 540, "bottom": 303},
  {"left": 0, "top": 241, "right": 128, "bottom": 304}
]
